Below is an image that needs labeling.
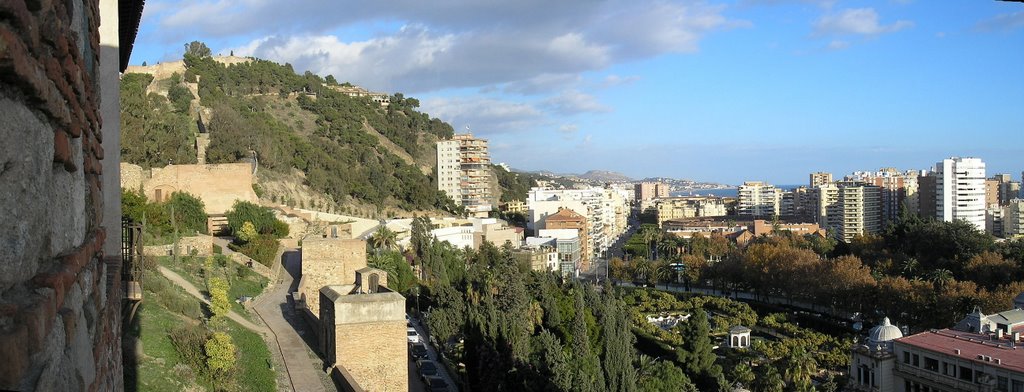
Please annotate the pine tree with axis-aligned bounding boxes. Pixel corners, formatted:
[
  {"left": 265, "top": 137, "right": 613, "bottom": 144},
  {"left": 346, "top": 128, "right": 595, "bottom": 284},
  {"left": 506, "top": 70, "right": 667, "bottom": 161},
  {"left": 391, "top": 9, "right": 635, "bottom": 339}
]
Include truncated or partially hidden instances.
[
  {"left": 571, "top": 288, "right": 605, "bottom": 392},
  {"left": 601, "top": 289, "right": 637, "bottom": 392}
]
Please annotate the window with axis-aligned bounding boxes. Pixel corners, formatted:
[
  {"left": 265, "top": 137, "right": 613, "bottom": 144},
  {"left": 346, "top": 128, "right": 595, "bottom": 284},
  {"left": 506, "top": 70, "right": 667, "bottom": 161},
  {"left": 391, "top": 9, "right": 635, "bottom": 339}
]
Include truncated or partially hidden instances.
[
  {"left": 912, "top": 354, "right": 920, "bottom": 367},
  {"left": 959, "top": 366, "right": 973, "bottom": 382},
  {"left": 924, "top": 357, "right": 939, "bottom": 372},
  {"left": 998, "top": 376, "right": 1007, "bottom": 392},
  {"left": 903, "top": 352, "right": 910, "bottom": 364},
  {"left": 1013, "top": 379, "right": 1024, "bottom": 392}
]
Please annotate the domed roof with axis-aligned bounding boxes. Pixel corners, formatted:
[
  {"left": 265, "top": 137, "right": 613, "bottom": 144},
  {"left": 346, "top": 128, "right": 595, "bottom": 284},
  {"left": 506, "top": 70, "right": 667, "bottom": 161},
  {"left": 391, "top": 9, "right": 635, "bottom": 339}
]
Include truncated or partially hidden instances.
[{"left": 869, "top": 317, "right": 903, "bottom": 344}]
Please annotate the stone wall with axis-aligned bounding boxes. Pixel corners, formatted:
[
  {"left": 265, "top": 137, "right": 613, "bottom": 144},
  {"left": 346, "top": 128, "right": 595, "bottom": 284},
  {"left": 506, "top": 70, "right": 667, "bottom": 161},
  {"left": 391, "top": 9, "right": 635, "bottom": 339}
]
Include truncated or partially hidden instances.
[
  {"left": 142, "top": 235, "right": 213, "bottom": 257},
  {"left": 300, "top": 238, "right": 367, "bottom": 321},
  {"left": 0, "top": 0, "right": 124, "bottom": 390},
  {"left": 120, "top": 162, "right": 258, "bottom": 214},
  {"left": 320, "top": 286, "right": 407, "bottom": 392}
]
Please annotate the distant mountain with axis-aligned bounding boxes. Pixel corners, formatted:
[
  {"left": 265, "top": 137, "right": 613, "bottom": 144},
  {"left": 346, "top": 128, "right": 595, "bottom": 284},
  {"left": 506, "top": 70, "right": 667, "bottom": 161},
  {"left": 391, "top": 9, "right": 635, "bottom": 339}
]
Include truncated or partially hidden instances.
[{"left": 578, "top": 170, "right": 632, "bottom": 182}]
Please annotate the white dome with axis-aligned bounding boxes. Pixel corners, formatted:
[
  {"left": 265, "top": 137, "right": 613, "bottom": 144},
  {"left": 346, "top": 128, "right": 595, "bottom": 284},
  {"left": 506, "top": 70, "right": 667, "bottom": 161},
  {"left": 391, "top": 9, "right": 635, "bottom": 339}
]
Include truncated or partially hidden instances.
[{"left": 869, "top": 317, "right": 903, "bottom": 344}]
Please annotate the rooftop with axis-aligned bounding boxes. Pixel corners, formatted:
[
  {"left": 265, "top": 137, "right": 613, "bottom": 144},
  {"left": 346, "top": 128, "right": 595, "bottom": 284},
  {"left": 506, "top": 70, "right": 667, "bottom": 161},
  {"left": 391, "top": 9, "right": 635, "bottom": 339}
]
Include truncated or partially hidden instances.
[{"left": 896, "top": 329, "right": 1024, "bottom": 374}]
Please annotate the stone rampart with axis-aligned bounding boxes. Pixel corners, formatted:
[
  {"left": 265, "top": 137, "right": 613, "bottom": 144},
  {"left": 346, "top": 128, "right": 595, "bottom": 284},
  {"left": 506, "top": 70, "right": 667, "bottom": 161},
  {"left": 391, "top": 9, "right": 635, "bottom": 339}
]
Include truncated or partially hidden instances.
[
  {"left": 141, "top": 162, "right": 257, "bottom": 214},
  {"left": 300, "top": 238, "right": 367, "bottom": 321}
]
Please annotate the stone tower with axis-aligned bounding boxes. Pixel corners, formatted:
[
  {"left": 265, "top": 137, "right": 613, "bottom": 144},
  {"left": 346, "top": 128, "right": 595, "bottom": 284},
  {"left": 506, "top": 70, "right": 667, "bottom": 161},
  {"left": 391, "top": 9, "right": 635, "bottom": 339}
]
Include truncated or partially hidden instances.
[{"left": 298, "top": 236, "right": 367, "bottom": 322}]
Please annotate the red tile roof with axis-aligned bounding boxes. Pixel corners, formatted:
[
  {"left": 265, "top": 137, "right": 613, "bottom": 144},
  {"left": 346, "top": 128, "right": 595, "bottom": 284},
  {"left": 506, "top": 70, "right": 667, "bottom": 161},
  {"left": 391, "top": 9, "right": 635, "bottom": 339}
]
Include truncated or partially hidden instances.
[{"left": 896, "top": 329, "right": 1024, "bottom": 373}]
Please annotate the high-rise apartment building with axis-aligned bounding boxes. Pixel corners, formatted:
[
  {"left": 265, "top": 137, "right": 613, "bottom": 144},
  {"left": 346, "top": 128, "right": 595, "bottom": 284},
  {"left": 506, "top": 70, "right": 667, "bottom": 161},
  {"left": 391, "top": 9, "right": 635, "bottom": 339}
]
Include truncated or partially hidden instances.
[
  {"left": 1005, "top": 199, "right": 1024, "bottom": 238},
  {"left": 810, "top": 172, "right": 833, "bottom": 188},
  {"left": 810, "top": 182, "right": 881, "bottom": 242},
  {"left": 917, "top": 174, "right": 937, "bottom": 219},
  {"left": 847, "top": 168, "right": 920, "bottom": 226},
  {"left": 437, "top": 133, "right": 494, "bottom": 217},
  {"left": 738, "top": 181, "right": 781, "bottom": 217},
  {"left": 985, "top": 178, "right": 1000, "bottom": 208},
  {"left": 991, "top": 174, "right": 1022, "bottom": 207},
  {"left": 635, "top": 181, "right": 670, "bottom": 201},
  {"left": 654, "top": 197, "right": 727, "bottom": 226},
  {"left": 935, "top": 157, "right": 986, "bottom": 231}
]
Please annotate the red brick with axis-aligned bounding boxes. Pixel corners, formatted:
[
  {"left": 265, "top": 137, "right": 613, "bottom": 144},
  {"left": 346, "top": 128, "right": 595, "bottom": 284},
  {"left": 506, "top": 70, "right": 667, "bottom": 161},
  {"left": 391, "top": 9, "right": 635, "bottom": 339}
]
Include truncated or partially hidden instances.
[
  {"left": 17, "top": 292, "right": 57, "bottom": 353},
  {"left": 58, "top": 307, "right": 76, "bottom": 344},
  {"left": 0, "top": 324, "right": 29, "bottom": 389},
  {"left": 53, "top": 130, "right": 71, "bottom": 163}
]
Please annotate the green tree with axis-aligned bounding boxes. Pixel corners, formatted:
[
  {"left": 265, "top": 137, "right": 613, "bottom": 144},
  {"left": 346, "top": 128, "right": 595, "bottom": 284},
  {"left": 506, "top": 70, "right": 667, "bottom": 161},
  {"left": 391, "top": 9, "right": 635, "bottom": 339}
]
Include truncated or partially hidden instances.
[
  {"left": 637, "top": 360, "right": 697, "bottom": 392},
  {"left": 167, "top": 83, "right": 194, "bottom": 113},
  {"left": 185, "top": 41, "right": 212, "bottom": 58},
  {"left": 207, "top": 277, "right": 231, "bottom": 324},
  {"left": 730, "top": 362, "right": 755, "bottom": 388},
  {"left": 753, "top": 364, "right": 785, "bottom": 392},
  {"left": 166, "top": 192, "right": 208, "bottom": 234},
  {"left": 370, "top": 225, "right": 399, "bottom": 251},
  {"left": 601, "top": 289, "right": 636, "bottom": 392},
  {"left": 783, "top": 346, "right": 817, "bottom": 392},
  {"left": 571, "top": 288, "right": 605, "bottom": 392},
  {"left": 676, "top": 309, "right": 719, "bottom": 388},
  {"left": 533, "top": 329, "right": 574, "bottom": 391},
  {"left": 237, "top": 221, "right": 258, "bottom": 243},
  {"left": 204, "top": 331, "right": 236, "bottom": 375}
]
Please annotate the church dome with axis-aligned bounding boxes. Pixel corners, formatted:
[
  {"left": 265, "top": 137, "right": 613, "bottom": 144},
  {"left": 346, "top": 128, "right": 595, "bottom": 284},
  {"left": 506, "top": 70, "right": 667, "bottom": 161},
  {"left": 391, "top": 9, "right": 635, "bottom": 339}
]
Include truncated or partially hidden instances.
[{"left": 869, "top": 317, "right": 903, "bottom": 345}]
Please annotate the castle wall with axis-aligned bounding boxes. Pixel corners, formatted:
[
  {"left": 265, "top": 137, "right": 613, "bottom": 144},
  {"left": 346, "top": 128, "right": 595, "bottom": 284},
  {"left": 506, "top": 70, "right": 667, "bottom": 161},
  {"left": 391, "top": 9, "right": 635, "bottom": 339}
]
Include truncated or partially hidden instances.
[
  {"left": 0, "top": 0, "right": 125, "bottom": 389},
  {"left": 143, "top": 162, "right": 258, "bottom": 214},
  {"left": 300, "top": 238, "right": 367, "bottom": 321},
  {"left": 320, "top": 287, "right": 407, "bottom": 392}
]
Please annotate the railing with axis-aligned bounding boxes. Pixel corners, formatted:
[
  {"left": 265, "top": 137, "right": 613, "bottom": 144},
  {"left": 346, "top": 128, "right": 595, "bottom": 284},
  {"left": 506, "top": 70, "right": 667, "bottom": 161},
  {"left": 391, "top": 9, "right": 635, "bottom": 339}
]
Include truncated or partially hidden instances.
[{"left": 122, "top": 217, "right": 144, "bottom": 303}]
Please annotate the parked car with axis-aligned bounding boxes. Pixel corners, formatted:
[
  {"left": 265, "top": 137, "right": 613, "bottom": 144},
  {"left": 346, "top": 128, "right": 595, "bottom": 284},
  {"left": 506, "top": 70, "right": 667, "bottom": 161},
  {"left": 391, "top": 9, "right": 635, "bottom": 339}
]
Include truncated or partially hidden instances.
[
  {"left": 407, "top": 327, "right": 420, "bottom": 343},
  {"left": 417, "top": 359, "right": 439, "bottom": 378},
  {"left": 423, "top": 376, "right": 449, "bottom": 392},
  {"left": 410, "top": 342, "right": 428, "bottom": 359}
]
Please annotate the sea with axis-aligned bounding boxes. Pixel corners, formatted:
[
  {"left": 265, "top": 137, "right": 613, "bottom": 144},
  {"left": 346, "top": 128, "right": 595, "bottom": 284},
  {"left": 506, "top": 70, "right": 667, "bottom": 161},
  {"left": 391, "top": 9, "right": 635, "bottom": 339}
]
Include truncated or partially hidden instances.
[{"left": 670, "top": 184, "right": 803, "bottom": 198}]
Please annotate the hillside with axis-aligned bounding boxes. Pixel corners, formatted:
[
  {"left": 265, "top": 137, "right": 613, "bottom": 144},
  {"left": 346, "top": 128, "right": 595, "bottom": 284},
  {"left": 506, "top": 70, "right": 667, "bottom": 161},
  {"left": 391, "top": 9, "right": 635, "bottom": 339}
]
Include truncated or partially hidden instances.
[{"left": 120, "top": 52, "right": 461, "bottom": 216}]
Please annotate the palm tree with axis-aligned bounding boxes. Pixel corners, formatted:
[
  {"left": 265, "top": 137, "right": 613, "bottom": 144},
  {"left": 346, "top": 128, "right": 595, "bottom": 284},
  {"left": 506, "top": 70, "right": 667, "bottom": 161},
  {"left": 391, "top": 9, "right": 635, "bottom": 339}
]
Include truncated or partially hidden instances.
[
  {"left": 370, "top": 225, "right": 398, "bottom": 252},
  {"left": 901, "top": 258, "right": 920, "bottom": 278},
  {"left": 639, "top": 226, "right": 662, "bottom": 259},
  {"left": 655, "top": 262, "right": 675, "bottom": 290},
  {"left": 927, "top": 268, "right": 954, "bottom": 288},
  {"left": 784, "top": 346, "right": 818, "bottom": 392},
  {"left": 632, "top": 258, "right": 652, "bottom": 285}
]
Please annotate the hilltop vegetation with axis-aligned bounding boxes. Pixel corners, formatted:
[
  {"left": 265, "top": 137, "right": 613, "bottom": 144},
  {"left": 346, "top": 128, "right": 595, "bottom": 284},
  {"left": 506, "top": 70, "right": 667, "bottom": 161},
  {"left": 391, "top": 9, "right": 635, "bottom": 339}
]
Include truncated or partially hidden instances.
[{"left": 121, "top": 46, "right": 464, "bottom": 215}]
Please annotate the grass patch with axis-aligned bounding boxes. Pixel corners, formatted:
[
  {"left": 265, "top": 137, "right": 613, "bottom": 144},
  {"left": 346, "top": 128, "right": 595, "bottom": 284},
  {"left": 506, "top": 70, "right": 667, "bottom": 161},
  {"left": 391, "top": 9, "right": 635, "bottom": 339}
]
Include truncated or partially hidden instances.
[
  {"left": 227, "top": 319, "right": 276, "bottom": 392},
  {"left": 157, "top": 255, "right": 268, "bottom": 322}
]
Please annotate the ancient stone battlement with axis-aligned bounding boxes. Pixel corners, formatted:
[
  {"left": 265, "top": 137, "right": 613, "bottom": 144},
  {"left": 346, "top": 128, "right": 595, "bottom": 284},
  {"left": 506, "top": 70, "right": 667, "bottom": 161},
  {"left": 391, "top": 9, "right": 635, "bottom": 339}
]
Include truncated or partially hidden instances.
[{"left": 120, "top": 162, "right": 258, "bottom": 214}]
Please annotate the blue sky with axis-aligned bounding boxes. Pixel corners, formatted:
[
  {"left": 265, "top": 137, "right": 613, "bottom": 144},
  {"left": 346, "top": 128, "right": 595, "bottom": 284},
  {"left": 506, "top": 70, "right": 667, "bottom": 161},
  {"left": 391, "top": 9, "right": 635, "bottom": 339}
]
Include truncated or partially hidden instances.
[{"left": 132, "top": 0, "right": 1024, "bottom": 185}]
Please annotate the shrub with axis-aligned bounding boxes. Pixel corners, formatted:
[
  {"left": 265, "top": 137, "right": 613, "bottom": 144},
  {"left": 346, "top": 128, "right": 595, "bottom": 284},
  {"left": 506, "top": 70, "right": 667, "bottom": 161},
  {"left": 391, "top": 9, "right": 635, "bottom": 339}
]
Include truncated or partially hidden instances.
[
  {"left": 170, "top": 325, "right": 210, "bottom": 374},
  {"left": 238, "top": 235, "right": 280, "bottom": 267}
]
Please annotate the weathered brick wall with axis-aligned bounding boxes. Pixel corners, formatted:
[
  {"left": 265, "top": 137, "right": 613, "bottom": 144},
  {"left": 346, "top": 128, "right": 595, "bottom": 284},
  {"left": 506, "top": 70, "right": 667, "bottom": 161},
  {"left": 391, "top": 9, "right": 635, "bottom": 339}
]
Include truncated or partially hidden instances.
[
  {"left": 119, "top": 162, "right": 143, "bottom": 192},
  {"left": 334, "top": 320, "right": 407, "bottom": 392},
  {"left": 0, "top": 0, "right": 124, "bottom": 390},
  {"left": 300, "top": 238, "right": 367, "bottom": 321}
]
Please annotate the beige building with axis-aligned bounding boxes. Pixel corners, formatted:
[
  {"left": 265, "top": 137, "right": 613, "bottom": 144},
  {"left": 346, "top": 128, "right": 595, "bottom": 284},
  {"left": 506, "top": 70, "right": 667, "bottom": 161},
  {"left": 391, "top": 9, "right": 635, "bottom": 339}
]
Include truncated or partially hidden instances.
[
  {"left": 811, "top": 182, "right": 882, "bottom": 243},
  {"left": 437, "top": 133, "right": 494, "bottom": 217},
  {"left": 512, "top": 245, "right": 559, "bottom": 272},
  {"left": 545, "top": 208, "right": 590, "bottom": 271},
  {"left": 298, "top": 234, "right": 368, "bottom": 321},
  {"left": 120, "top": 162, "right": 258, "bottom": 214},
  {"left": 986, "top": 178, "right": 1001, "bottom": 208},
  {"left": 810, "top": 172, "right": 833, "bottom": 188},
  {"left": 738, "top": 181, "right": 781, "bottom": 217},
  {"left": 848, "top": 168, "right": 920, "bottom": 226},
  {"left": 654, "top": 197, "right": 727, "bottom": 226},
  {"left": 635, "top": 182, "right": 670, "bottom": 201}
]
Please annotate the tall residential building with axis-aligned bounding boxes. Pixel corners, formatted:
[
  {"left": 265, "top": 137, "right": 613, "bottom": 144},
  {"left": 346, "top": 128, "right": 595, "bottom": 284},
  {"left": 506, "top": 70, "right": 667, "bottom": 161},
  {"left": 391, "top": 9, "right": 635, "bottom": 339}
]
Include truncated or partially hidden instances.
[
  {"left": 1006, "top": 199, "right": 1024, "bottom": 238},
  {"left": 986, "top": 178, "right": 1001, "bottom": 208},
  {"left": 810, "top": 172, "right": 833, "bottom": 188},
  {"left": 848, "top": 168, "right": 921, "bottom": 226},
  {"left": 780, "top": 186, "right": 814, "bottom": 221},
  {"left": 917, "top": 173, "right": 937, "bottom": 219},
  {"left": 738, "top": 181, "right": 781, "bottom": 217},
  {"left": 810, "top": 182, "right": 881, "bottom": 242},
  {"left": 526, "top": 187, "right": 630, "bottom": 263},
  {"left": 935, "top": 157, "right": 986, "bottom": 231},
  {"left": 992, "top": 174, "right": 1022, "bottom": 206},
  {"left": 635, "top": 181, "right": 670, "bottom": 201},
  {"left": 437, "top": 133, "right": 494, "bottom": 217}
]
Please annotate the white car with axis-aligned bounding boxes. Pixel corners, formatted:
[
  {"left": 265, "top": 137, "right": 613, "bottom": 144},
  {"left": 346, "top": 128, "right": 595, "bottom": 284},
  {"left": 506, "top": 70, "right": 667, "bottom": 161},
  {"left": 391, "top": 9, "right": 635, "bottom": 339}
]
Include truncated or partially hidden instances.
[{"left": 407, "top": 327, "right": 420, "bottom": 343}]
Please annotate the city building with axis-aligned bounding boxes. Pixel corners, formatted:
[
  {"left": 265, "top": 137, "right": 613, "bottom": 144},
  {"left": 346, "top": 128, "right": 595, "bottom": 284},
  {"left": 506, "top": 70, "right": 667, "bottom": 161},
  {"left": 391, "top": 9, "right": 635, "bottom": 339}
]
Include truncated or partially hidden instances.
[
  {"left": 987, "top": 178, "right": 1001, "bottom": 208},
  {"left": 987, "top": 206, "right": 1005, "bottom": 238},
  {"left": 849, "top": 297, "right": 1024, "bottom": 392},
  {"left": 531, "top": 230, "right": 582, "bottom": 278},
  {"left": 437, "top": 133, "right": 494, "bottom": 217},
  {"left": 780, "top": 187, "right": 815, "bottom": 221},
  {"left": 526, "top": 187, "right": 630, "bottom": 263},
  {"left": 511, "top": 244, "right": 559, "bottom": 272},
  {"left": 654, "top": 197, "right": 727, "bottom": 227},
  {"left": 847, "top": 168, "right": 921, "bottom": 226},
  {"left": 544, "top": 208, "right": 591, "bottom": 271},
  {"left": 992, "top": 174, "right": 1022, "bottom": 207},
  {"left": 738, "top": 181, "right": 781, "bottom": 217},
  {"left": 500, "top": 200, "right": 527, "bottom": 213},
  {"left": 810, "top": 182, "right": 882, "bottom": 243},
  {"left": 935, "top": 157, "right": 986, "bottom": 231},
  {"left": 635, "top": 181, "right": 670, "bottom": 201},
  {"left": 662, "top": 217, "right": 824, "bottom": 242},
  {"left": 1005, "top": 199, "right": 1024, "bottom": 238},
  {"left": 918, "top": 173, "right": 938, "bottom": 219},
  {"left": 810, "top": 172, "right": 834, "bottom": 188}
]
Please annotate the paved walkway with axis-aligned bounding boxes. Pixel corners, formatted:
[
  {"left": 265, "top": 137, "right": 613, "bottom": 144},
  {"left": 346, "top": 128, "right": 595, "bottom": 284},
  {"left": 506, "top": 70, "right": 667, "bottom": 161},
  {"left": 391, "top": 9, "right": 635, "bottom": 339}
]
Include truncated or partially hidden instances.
[
  {"left": 157, "top": 266, "right": 267, "bottom": 333},
  {"left": 252, "top": 249, "right": 329, "bottom": 392}
]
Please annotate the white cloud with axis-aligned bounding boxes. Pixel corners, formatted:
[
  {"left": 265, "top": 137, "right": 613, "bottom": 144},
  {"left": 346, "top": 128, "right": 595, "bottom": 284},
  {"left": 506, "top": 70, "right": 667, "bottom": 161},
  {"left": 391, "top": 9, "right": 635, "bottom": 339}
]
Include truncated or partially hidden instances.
[
  {"left": 975, "top": 12, "right": 1024, "bottom": 33},
  {"left": 558, "top": 124, "right": 579, "bottom": 134},
  {"left": 827, "top": 40, "right": 849, "bottom": 50},
  {"left": 601, "top": 74, "right": 640, "bottom": 88},
  {"left": 420, "top": 97, "right": 545, "bottom": 135},
  {"left": 814, "top": 8, "right": 913, "bottom": 36},
  {"left": 543, "top": 90, "right": 611, "bottom": 115}
]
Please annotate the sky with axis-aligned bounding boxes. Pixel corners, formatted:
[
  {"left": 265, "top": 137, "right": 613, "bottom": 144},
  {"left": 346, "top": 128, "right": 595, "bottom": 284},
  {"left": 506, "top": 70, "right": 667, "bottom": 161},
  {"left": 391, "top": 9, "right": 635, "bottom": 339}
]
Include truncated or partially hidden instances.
[{"left": 131, "top": 0, "right": 1024, "bottom": 185}]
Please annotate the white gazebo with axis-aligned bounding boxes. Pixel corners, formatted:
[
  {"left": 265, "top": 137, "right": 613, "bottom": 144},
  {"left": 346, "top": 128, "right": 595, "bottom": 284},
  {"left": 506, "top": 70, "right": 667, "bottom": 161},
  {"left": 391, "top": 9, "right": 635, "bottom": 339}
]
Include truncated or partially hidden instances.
[{"left": 727, "top": 325, "right": 751, "bottom": 349}]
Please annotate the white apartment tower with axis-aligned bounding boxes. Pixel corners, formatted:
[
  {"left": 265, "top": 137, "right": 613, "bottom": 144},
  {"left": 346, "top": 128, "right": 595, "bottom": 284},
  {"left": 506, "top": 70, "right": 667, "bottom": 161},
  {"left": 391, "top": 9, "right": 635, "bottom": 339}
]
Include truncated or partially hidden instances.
[
  {"left": 738, "top": 181, "right": 781, "bottom": 217},
  {"left": 437, "top": 133, "right": 494, "bottom": 217},
  {"left": 935, "top": 157, "right": 986, "bottom": 232}
]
